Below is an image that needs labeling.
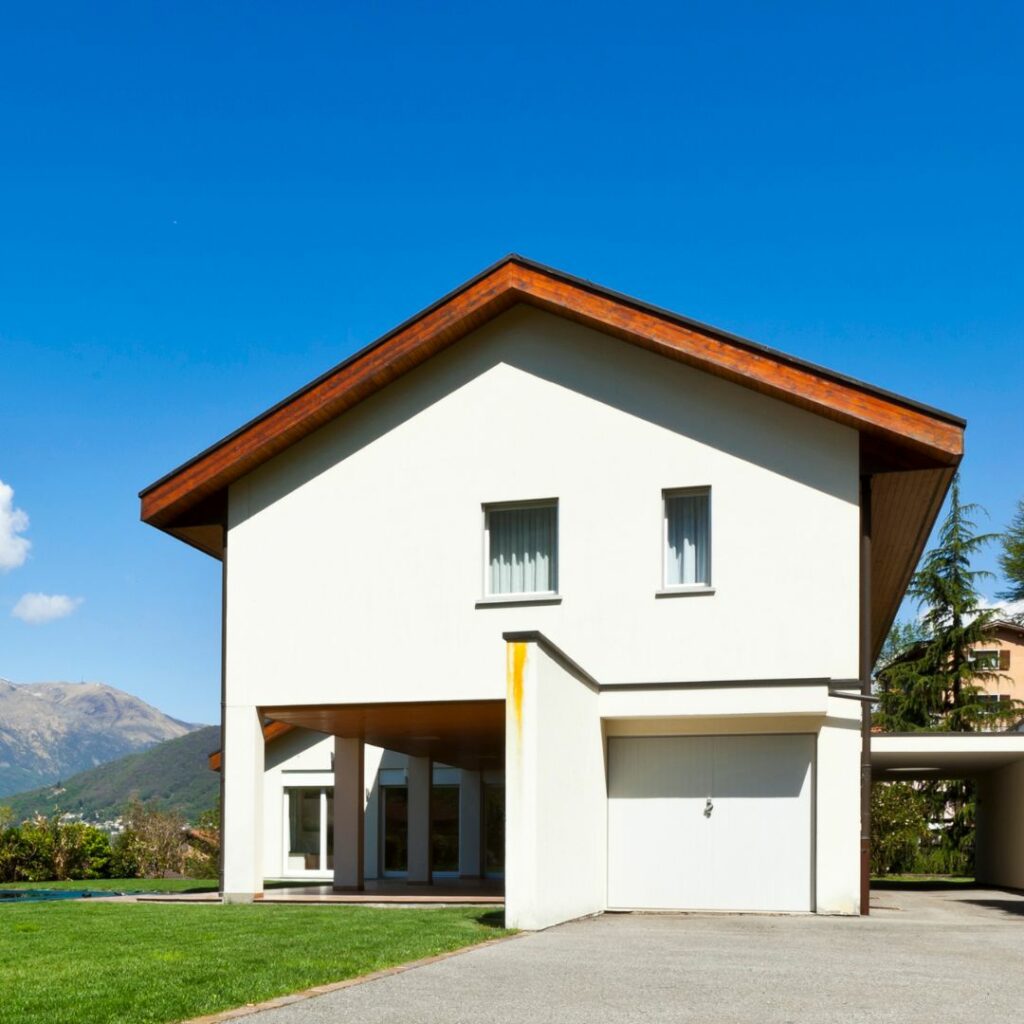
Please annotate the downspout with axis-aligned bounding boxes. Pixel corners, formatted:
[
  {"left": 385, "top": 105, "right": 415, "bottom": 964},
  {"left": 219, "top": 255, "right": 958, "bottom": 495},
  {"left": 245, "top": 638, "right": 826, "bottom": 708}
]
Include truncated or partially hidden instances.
[{"left": 860, "top": 474, "right": 872, "bottom": 916}]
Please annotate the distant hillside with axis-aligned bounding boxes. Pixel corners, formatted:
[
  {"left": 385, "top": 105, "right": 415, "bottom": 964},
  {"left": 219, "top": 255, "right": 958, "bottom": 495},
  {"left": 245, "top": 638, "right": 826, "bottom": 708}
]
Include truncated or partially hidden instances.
[
  {"left": 0, "top": 678, "right": 202, "bottom": 797},
  {"left": 2, "top": 725, "right": 221, "bottom": 824}
]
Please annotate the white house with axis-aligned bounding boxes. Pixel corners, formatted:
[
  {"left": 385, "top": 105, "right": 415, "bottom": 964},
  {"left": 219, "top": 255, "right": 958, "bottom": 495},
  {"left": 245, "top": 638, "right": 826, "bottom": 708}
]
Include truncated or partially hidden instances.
[{"left": 142, "top": 255, "right": 969, "bottom": 928}]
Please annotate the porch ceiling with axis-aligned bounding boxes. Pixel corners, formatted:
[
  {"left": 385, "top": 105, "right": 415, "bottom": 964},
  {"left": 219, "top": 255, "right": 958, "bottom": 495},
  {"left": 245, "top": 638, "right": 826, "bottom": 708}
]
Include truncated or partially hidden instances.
[
  {"left": 872, "top": 733, "right": 1024, "bottom": 780},
  {"left": 262, "top": 699, "right": 505, "bottom": 771}
]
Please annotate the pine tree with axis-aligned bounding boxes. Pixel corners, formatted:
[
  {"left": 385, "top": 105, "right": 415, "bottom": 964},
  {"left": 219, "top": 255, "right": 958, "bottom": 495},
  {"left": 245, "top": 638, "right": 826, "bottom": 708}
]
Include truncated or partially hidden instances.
[
  {"left": 875, "top": 474, "right": 1015, "bottom": 732},
  {"left": 997, "top": 497, "right": 1024, "bottom": 608}
]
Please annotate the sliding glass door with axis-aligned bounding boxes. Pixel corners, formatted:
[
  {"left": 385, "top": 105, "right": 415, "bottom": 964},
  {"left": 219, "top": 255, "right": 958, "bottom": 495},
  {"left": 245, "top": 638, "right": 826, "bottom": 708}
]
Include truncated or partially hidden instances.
[
  {"left": 284, "top": 786, "right": 334, "bottom": 876},
  {"left": 381, "top": 785, "right": 409, "bottom": 877}
]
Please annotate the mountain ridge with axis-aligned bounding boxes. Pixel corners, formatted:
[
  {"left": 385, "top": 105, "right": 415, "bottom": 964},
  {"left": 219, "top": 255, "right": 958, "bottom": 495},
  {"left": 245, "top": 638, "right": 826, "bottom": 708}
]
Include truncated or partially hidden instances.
[
  {"left": 0, "top": 678, "right": 206, "bottom": 797},
  {"left": 1, "top": 725, "right": 221, "bottom": 824}
]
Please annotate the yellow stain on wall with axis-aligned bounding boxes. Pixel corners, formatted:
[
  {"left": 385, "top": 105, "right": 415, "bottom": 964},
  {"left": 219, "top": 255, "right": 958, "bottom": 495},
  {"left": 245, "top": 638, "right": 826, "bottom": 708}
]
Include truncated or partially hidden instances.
[{"left": 507, "top": 641, "right": 527, "bottom": 737}]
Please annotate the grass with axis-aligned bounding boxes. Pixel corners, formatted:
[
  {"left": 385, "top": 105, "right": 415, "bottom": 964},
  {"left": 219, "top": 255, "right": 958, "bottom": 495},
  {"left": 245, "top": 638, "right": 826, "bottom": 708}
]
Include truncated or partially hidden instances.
[
  {"left": 0, "top": 877, "right": 218, "bottom": 893},
  {"left": 872, "top": 874, "right": 975, "bottom": 891},
  {"left": 0, "top": 902, "right": 510, "bottom": 1024}
]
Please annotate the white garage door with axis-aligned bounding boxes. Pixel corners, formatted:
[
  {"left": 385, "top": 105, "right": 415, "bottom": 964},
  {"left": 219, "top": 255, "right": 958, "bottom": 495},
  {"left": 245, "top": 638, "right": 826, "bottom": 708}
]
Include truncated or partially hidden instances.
[{"left": 607, "top": 734, "right": 814, "bottom": 912}]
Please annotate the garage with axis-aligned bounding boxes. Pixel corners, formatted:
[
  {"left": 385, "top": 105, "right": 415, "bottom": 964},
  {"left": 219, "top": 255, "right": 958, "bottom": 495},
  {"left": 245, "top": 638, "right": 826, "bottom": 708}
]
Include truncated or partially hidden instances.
[{"left": 607, "top": 734, "right": 815, "bottom": 912}]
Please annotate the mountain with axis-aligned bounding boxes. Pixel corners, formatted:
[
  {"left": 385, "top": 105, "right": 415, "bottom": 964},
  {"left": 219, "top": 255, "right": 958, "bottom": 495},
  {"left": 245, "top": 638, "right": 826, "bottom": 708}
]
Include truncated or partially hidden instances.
[
  {"left": 0, "top": 678, "right": 203, "bottom": 797},
  {"left": 1, "top": 725, "right": 221, "bottom": 824}
]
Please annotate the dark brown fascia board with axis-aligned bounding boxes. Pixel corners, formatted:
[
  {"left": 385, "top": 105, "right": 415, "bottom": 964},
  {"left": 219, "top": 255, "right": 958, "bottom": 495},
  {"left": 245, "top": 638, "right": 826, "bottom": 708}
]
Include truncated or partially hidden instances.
[{"left": 140, "top": 254, "right": 966, "bottom": 542}]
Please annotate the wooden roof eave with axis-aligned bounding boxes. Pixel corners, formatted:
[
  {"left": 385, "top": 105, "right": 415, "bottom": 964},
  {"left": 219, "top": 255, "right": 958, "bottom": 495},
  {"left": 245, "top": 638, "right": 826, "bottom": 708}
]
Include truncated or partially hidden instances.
[{"left": 140, "top": 256, "right": 964, "bottom": 556}]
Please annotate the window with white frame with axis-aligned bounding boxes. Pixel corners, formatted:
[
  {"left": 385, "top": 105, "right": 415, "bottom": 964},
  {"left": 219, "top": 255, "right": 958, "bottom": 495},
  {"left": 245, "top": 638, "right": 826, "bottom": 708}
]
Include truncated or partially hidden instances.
[
  {"left": 484, "top": 500, "right": 558, "bottom": 596},
  {"left": 970, "top": 649, "right": 1002, "bottom": 671},
  {"left": 663, "top": 488, "right": 711, "bottom": 588}
]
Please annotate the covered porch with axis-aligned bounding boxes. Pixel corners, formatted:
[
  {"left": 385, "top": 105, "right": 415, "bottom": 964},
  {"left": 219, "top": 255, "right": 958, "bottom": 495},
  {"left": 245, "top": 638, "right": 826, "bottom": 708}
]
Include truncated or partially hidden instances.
[
  {"left": 221, "top": 698, "right": 507, "bottom": 902},
  {"left": 872, "top": 732, "right": 1024, "bottom": 890}
]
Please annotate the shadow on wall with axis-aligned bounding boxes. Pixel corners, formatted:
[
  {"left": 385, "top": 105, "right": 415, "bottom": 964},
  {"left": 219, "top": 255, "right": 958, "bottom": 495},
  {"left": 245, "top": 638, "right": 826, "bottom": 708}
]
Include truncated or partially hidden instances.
[{"left": 231, "top": 305, "right": 859, "bottom": 528}]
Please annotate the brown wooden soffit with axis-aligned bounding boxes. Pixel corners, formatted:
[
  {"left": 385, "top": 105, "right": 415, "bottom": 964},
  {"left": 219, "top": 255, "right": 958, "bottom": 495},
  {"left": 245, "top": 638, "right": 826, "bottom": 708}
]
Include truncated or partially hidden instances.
[
  {"left": 262, "top": 700, "right": 505, "bottom": 772},
  {"left": 140, "top": 254, "right": 965, "bottom": 559},
  {"left": 207, "top": 719, "right": 293, "bottom": 772}
]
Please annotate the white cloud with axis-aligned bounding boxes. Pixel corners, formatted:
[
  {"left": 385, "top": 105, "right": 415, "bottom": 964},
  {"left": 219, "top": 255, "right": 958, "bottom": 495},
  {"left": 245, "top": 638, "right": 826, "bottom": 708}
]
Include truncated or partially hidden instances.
[
  {"left": 974, "top": 597, "right": 1024, "bottom": 623},
  {"left": 11, "top": 593, "right": 83, "bottom": 625},
  {"left": 0, "top": 480, "right": 30, "bottom": 572}
]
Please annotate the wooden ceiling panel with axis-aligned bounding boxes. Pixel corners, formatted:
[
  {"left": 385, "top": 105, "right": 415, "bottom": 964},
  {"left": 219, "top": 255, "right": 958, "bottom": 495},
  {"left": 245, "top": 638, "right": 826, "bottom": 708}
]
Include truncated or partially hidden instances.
[{"left": 261, "top": 700, "right": 505, "bottom": 771}]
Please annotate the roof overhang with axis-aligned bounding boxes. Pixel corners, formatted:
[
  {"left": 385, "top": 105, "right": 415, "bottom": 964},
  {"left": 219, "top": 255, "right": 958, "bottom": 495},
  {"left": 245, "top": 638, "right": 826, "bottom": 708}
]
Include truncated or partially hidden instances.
[
  {"left": 208, "top": 720, "right": 292, "bottom": 772},
  {"left": 262, "top": 700, "right": 505, "bottom": 772},
  {"left": 140, "top": 255, "right": 965, "bottom": 659},
  {"left": 872, "top": 733, "right": 1024, "bottom": 780}
]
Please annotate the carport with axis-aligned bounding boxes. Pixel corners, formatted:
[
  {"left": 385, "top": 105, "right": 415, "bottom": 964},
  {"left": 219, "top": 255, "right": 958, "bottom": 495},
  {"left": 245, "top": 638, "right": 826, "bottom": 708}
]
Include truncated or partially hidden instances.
[{"left": 872, "top": 732, "right": 1024, "bottom": 889}]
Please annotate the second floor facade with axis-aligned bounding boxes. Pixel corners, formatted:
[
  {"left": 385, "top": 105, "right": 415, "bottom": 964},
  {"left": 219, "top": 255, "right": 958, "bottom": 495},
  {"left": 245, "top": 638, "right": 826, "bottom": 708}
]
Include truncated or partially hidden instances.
[{"left": 141, "top": 257, "right": 965, "bottom": 711}]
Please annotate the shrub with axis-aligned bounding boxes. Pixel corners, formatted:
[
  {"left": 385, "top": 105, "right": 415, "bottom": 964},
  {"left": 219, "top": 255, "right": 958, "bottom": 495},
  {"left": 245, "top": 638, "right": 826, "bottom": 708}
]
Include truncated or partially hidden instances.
[
  {"left": 871, "top": 782, "right": 929, "bottom": 875},
  {"left": 0, "top": 812, "right": 113, "bottom": 881},
  {"left": 116, "top": 799, "right": 188, "bottom": 877}
]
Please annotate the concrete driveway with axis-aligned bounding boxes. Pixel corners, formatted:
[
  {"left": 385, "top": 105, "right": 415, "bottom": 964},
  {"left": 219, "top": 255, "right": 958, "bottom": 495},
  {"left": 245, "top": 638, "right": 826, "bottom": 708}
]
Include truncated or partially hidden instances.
[{"left": 247, "top": 887, "right": 1024, "bottom": 1023}]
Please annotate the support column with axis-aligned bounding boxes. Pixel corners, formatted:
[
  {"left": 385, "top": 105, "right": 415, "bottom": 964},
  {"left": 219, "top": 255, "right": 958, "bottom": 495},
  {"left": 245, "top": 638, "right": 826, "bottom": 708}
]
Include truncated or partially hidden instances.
[
  {"left": 407, "top": 756, "right": 432, "bottom": 884},
  {"left": 333, "top": 737, "right": 364, "bottom": 891},
  {"left": 459, "top": 769, "right": 482, "bottom": 878},
  {"left": 221, "top": 705, "right": 264, "bottom": 902},
  {"left": 859, "top": 474, "right": 873, "bottom": 916}
]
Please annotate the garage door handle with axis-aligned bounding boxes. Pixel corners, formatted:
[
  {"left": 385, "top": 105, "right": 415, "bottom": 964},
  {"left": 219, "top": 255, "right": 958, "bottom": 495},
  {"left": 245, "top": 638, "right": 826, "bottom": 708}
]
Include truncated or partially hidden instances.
[{"left": 704, "top": 797, "right": 713, "bottom": 818}]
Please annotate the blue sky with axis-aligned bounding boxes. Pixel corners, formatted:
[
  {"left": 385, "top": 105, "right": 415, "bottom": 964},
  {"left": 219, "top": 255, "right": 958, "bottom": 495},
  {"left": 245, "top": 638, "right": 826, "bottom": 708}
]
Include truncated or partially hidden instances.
[{"left": 1, "top": 1, "right": 1022, "bottom": 724}]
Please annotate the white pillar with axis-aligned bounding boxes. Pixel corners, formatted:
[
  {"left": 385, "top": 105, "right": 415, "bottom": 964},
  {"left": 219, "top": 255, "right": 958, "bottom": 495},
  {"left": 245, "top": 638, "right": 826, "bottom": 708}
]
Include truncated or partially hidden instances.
[
  {"left": 362, "top": 745, "right": 385, "bottom": 879},
  {"left": 977, "top": 759, "right": 1024, "bottom": 889},
  {"left": 333, "top": 737, "right": 364, "bottom": 891},
  {"left": 222, "top": 705, "right": 264, "bottom": 902},
  {"left": 407, "top": 755, "right": 432, "bottom": 884},
  {"left": 459, "top": 769, "right": 482, "bottom": 878}
]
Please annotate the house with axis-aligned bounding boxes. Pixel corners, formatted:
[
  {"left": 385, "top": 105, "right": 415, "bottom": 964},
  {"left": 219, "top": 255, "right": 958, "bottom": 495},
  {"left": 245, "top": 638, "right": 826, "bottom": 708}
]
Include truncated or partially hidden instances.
[
  {"left": 876, "top": 618, "right": 1024, "bottom": 729},
  {"left": 141, "top": 255, "right": 971, "bottom": 928},
  {"left": 970, "top": 619, "right": 1024, "bottom": 718}
]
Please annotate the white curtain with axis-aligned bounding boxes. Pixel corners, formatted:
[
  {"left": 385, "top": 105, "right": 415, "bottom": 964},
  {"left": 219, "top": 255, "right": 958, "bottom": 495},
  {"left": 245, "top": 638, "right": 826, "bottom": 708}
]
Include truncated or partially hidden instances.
[
  {"left": 666, "top": 493, "right": 709, "bottom": 585},
  {"left": 489, "top": 504, "right": 556, "bottom": 594}
]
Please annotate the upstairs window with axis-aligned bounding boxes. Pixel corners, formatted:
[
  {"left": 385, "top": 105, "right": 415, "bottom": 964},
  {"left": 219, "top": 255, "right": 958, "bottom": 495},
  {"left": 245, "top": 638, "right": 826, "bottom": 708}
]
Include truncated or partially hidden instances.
[
  {"left": 971, "top": 649, "right": 1010, "bottom": 671},
  {"left": 484, "top": 500, "right": 558, "bottom": 596},
  {"left": 663, "top": 488, "right": 711, "bottom": 588}
]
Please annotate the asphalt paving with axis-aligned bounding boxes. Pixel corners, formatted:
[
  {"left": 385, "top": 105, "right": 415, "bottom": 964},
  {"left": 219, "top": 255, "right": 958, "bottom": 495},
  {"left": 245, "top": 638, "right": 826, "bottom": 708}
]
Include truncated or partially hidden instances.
[{"left": 240, "top": 887, "right": 1024, "bottom": 1023}]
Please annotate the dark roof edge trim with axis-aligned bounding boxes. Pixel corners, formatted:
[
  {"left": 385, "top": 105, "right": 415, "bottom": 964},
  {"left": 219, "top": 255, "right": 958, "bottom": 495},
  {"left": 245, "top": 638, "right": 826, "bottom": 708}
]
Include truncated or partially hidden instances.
[{"left": 140, "top": 254, "right": 965, "bottom": 499}]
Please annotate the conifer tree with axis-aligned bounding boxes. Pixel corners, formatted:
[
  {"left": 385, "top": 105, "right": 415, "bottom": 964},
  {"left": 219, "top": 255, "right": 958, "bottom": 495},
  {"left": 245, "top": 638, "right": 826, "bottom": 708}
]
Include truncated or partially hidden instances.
[
  {"left": 997, "top": 498, "right": 1024, "bottom": 609},
  {"left": 875, "top": 475, "right": 1015, "bottom": 732}
]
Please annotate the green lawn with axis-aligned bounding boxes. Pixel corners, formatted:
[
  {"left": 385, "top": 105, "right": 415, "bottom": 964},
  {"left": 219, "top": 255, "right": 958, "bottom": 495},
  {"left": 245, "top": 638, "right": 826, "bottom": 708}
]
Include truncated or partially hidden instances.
[
  {"left": 0, "top": 877, "right": 217, "bottom": 893},
  {"left": 872, "top": 874, "right": 975, "bottom": 889},
  {"left": 0, "top": 902, "right": 509, "bottom": 1024}
]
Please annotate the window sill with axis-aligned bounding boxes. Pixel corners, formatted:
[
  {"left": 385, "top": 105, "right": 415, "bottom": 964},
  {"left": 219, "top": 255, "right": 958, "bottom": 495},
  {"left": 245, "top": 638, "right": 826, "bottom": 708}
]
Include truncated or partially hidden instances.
[
  {"left": 655, "top": 586, "right": 716, "bottom": 598},
  {"left": 475, "top": 594, "right": 562, "bottom": 608}
]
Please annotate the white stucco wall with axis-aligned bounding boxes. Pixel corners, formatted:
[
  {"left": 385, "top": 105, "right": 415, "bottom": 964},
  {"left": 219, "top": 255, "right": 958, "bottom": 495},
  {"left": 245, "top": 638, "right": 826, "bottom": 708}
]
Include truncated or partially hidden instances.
[
  {"left": 813, "top": 701, "right": 863, "bottom": 914},
  {"left": 505, "top": 639, "right": 606, "bottom": 929},
  {"left": 224, "top": 305, "right": 860, "bottom": 708},
  {"left": 221, "top": 303, "right": 864, "bottom": 916},
  {"left": 976, "top": 759, "right": 1024, "bottom": 890},
  {"left": 261, "top": 728, "right": 334, "bottom": 880}
]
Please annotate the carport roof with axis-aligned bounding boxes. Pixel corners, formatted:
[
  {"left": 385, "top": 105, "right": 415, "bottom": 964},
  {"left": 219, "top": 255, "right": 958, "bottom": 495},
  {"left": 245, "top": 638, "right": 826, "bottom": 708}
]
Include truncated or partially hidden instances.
[{"left": 872, "top": 732, "right": 1024, "bottom": 780}]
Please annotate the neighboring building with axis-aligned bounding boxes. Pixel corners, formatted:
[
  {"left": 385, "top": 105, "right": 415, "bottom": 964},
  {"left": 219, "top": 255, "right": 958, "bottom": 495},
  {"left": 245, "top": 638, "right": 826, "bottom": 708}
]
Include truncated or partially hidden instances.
[
  {"left": 876, "top": 618, "right": 1024, "bottom": 729},
  {"left": 970, "top": 620, "right": 1024, "bottom": 717},
  {"left": 142, "top": 255, "right": 968, "bottom": 928}
]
